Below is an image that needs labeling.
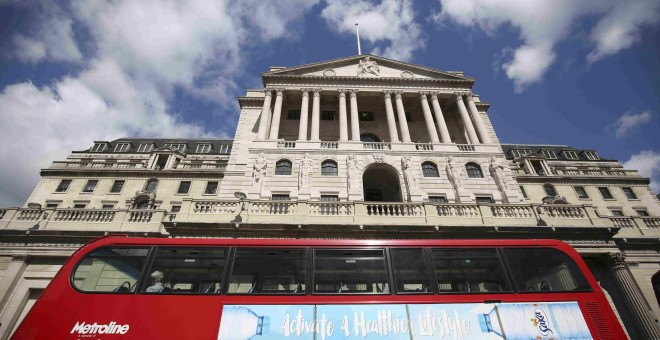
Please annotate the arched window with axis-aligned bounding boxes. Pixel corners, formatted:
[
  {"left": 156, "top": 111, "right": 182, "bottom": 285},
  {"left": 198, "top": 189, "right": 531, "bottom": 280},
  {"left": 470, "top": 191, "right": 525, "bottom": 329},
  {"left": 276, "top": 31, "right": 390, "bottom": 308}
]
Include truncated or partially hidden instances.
[
  {"left": 321, "top": 160, "right": 338, "bottom": 176},
  {"left": 360, "top": 134, "right": 380, "bottom": 143},
  {"left": 144, "top": 179, "right": 158, "bottom": 192},
  {"left": 466, "top": 162, "right": 483, "bottom": 178},
  {"left": 422, "top": 161, "right": 439, "bottom": 177},
  {"left": 544, "top": 184, "right": 558, "bottom": 197},
  {"left": 275, "top": 160, "right": 292, "bottom": 175}
]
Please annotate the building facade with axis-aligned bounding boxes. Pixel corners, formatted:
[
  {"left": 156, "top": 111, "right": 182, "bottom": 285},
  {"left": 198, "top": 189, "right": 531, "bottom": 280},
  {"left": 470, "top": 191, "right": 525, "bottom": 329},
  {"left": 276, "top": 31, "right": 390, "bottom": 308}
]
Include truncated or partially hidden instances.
[{"left": 0, "top": 55, "right": 658, "bottom": 338}]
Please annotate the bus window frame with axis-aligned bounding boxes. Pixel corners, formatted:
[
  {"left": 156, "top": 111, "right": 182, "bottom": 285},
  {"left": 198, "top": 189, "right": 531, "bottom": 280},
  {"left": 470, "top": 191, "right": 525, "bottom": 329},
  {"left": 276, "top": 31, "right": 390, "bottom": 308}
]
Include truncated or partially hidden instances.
[
  {"left": 70, "top": 245, "right": 155, "bottom": 295},
  {"left": 389, "top": 247, "right": 435, "bottom": 295},
  {"left": 312, "top": 247, "right": 392, "bottom": 295}
]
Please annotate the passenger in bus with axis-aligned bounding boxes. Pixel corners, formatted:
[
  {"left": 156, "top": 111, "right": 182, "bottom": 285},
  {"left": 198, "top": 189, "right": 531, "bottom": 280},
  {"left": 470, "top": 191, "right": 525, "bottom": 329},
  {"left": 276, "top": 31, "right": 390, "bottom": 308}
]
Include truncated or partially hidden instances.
[{"left": 146, "top": 271, "right": 165, "bottom": 293}]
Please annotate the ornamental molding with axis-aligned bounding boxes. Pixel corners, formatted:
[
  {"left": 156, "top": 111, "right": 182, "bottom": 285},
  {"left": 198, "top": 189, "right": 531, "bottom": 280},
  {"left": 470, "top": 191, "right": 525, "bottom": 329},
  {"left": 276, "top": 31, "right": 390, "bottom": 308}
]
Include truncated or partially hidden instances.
[{"left": 263, "top": 74, "right": 473, "bottom": 86}]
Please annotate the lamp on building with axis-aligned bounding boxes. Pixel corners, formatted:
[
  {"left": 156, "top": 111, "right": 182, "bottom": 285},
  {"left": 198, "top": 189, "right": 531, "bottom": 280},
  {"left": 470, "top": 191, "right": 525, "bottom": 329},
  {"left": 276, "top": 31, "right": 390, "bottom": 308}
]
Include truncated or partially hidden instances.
[
  {"left": 230, "top": 192, "right": 247, "bottom": 225},
  {"left": 26, "top": 203, "right": 47, "bottom": 231},
  {"left": 535, "top": 195, "right": 555, "bottom": 226}
]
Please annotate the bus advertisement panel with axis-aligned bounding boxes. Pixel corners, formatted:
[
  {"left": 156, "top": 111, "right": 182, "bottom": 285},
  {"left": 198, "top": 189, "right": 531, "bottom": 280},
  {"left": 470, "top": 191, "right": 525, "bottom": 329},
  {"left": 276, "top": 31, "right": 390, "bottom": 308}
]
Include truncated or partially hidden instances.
[{"left": 218, "top": 301, "right": 592, "bottom": 340}]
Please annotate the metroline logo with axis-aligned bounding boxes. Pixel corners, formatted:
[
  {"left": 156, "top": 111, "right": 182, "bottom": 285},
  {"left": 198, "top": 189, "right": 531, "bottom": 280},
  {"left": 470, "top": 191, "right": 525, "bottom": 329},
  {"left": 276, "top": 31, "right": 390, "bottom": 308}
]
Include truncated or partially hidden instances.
[{"left": 70, "top": 321, "right": 130, "bottom": 335}]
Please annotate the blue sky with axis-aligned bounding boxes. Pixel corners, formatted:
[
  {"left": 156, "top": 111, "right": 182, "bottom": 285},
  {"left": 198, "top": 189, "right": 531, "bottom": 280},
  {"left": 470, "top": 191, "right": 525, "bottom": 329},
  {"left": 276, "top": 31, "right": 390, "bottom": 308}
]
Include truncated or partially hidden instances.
[{"left": 0, "top": 0, "right": 658, "bottom": 206}]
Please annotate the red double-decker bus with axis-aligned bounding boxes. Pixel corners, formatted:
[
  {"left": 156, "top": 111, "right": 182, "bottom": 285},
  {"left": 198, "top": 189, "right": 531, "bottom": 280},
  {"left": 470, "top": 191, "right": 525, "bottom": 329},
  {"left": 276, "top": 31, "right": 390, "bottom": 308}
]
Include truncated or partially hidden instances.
[{"left": 13, "top": 236, "right": 626, "bottom": 339}]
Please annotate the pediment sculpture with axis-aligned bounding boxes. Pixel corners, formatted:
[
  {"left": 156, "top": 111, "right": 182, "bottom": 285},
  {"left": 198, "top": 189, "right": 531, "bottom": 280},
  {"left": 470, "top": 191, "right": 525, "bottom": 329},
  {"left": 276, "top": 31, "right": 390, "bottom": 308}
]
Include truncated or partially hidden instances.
[{"left": 357, "top": 57, "right": 380, "bottom": 77}]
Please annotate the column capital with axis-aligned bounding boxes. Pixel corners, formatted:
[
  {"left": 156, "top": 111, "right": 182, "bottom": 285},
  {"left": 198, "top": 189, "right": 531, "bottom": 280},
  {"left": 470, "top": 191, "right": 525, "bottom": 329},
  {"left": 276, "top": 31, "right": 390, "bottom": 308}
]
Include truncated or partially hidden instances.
[
  {"left": 311, "top": 88, "right": 322, "bottom": 97},
  {"left": 394, "top": 90, "right": 403, "bottom": 99},
  {"left": 607, "top": 253, "right": 627, "bottom": 269},
  {"left": 337, "top": 89, "right": 348, "bottom": 98},
  {"left": 301, "top": 91, "right": 309, "bottom": 98},
  {"left": 300, "top": 88, "right": 314, "bottom": 93},
  {"left": 383, "top": 90, "right": 393, "bottom": 99},
  {"left": 418, "top": 91, "right": 430, "bottom": 100},
  {"left": 272, "top": 88, "right": 285, "bottom": 96},
  {"left": 454, "top": 91, "right": 471, "bottom": 99},
  {"left": 263, "top": 88, "right": 274, "bottom": 96},
  {"left": 348, "top": 89, "right": 359, "bottom": 98},
  {"left": 465, "top": 92, "right": 474, "bottom": 100},
  {"left": 429, "top": 92, "right": 440, "bottom": 100}
]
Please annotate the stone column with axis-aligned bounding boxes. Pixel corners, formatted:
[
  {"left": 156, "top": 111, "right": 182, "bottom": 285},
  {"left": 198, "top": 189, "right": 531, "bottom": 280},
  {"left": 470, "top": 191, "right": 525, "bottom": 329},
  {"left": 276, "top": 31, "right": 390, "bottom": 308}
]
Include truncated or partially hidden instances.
[
  {"left": 298, "top": 89, "right": 310, "bottom": 141},
  {"left": 455, "top": 92, "right": 479, "bottom": 144},
  {"left": 608, "top": 253, "right": 660, "bottom": 339},
  {"left": 310, "top": 89, "right": 321, "bottom": 141},
  {"left": 419, "top": 92, "right": 440, "bottom": 143},
  {"left": 256, "top": 89, "right": 273, "bottom": 140},
  {"left": 465, "top": 93, "right": 492, "bottom": 144},
  {"left": 430, "top": 93, "right": 451, "bottom": 143},
  {"left": 349, "top": 90, "right": 360, "bottom": 141},
  {"left": 338, "top": 90, "right": 348, "bottom": 141},
  {"left": 383, "top": 91, "right": 400, "bottom": 142},
  {"left": 394, "top": 91, "right": 411, "bottom": 143},
  {"left": 268, "top": 89, "right": 284, "bottom": 140}
]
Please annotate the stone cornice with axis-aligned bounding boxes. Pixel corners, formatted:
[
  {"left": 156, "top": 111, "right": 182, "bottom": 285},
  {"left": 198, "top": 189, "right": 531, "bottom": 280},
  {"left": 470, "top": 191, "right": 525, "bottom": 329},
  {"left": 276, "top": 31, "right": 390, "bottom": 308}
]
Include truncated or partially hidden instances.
[
  {"left": 238, "top": 96, "right": 264, "bottom": 109},
  {"left": 40, "top": 169, "right": 227, "bottom": 178},
  {"left": 263, "top": 74, "right": 473, "bottom": 88},
  {"left": 515, "top": 175, "right": 650, "bottom": 185}
]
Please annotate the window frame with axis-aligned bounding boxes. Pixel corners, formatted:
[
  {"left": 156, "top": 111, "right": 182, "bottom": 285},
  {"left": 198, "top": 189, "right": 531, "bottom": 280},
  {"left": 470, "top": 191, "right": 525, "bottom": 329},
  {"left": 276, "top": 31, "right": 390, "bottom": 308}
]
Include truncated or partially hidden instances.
[
  {"left": 510, "top": 149, "right": 532, "bottom": 158},
  {"left": 621, "top": 187, "right": 638, "bottom": 200},
  {"left": 428, "top": 196, "right": 447, "bottom": 203},
  {"left": 204, "top": 181, "right": 218, "bottom": 195},
  {"left": 144, "top": 179, "right": 158, "bottom": 192},
  {"left": 177, "top": 181, "right": 191, "bottom": 194},
  {"left": 610, "top": 209, "right": 624, "bottom": 217},
  {"left": 635, "top": 209, "right": 650, "bottom": 217},
  {"left": 543, "top": 184, "right": 558, "bottom": 197},
  {"left": 275, "top": 160, "right": 292, "bottom": 176},
  {"left": 92, "top": 143, "right": 107, "bottom": 152},
  {"left": 465, "top": 162, "right": 484, "bottom": 178},
  {"left": 475, "top": 196, "right": 494, "bottom": 204},
  {"left": 137, "top": 143, "right": 154, "bottom": 153},
  {"left": 421, "top": 161, "right": 440, "bottom": 178},
  {"left": 562, "top": 150, "right": 579, "bottom": 160},
  {"left": 598, "top": 186, "right": 614, "bottom": 200},
  {"left": 82, "top": 180, "right": 99, "bottom": 193},
  {"left": 321, "top": 160, "right": 338, "bottom": 176},
  {"left": 55, "top": 179, "right": 72, "bottom": 193},
  {"left": 114, "top": 143, "right": 131, "bottom": 152},
  {"left": 196, "top": 144, "right": 212, "bottom": 154},
  {"left": 541, "top": 150, "right": 557, "bottom": 159},
  {"left": 109, "top": 180, "right": 125, "bottom": 193},
  {"left": 573, "top": 186, "right": 589, "bottom": 199}
]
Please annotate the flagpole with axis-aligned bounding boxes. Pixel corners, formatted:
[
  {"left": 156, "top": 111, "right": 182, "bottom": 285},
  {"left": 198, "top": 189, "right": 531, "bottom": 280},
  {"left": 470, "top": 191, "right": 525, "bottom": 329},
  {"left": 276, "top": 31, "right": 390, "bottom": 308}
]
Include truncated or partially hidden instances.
[{"left": 355, "top": 23, "right": 361, "bottom": 55}]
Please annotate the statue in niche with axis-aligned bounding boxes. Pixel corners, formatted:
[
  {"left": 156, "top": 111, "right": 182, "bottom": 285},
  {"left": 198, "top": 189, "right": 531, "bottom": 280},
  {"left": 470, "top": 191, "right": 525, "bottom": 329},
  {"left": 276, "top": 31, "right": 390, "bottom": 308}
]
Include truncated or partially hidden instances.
[
  {"left": 446, "top": 157, "right": 463, "bottom": 191},
  {"left": 489, "top": 157, "right": 509, "bottom": 192},
  {"left": 299, "top": 153, "right": 313, "bottom": 188},
  {"left": 347, "top": 154, "right": 359, "bottom": 189},
  {"left": 402, "top": 156, "right": 416, "bottom": 190},
  {"left": 358, "top": 56, "right": 380, "bottom": 77},
  {"left": 252, "top": 153, "right": 267, "bottom": 187}
]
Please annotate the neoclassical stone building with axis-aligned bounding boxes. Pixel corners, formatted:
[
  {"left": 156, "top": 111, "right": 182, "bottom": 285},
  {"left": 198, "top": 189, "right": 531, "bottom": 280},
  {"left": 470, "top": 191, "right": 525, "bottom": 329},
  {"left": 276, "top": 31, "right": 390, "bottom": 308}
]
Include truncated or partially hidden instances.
[{"left": 0, "top": 55, "right": 658, "bottom": 338}]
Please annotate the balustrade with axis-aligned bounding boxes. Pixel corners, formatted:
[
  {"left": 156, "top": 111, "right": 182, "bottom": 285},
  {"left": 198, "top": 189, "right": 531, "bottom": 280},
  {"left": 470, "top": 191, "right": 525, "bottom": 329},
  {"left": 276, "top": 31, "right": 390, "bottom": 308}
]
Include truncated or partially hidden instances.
[
  {"left": 194, "top": 201, "right": 238, "bottom": 214},
  {"left": 277, "top": 141, "right": 296, "bottom": 148},
  {"left": 308, "top": 202, "right": 352, "bottom": 216},
  {"left": 54, "top": 209, "right": 115, "bottom": 222},
  {"left": 365, "top": 203, "right": 423, "bottom": 216},
  {"left": 363, "top": 142, "right": 391, "bottom": 150},
  {"left": 545, "top": 205, "right": 585, "bottom": 218},
  {"left": 415, "top": 143, "right": 433, "bottom": 151},
  {"left": 491, "top": 205, "right": 535, "bottom": 218},
  {"left": 610, "top": 217, "right": 635, "bottom": 228},
  {"left": 320, "top": 142, "right": 339, "bottom": 149},
  {"left": 435, "top": 204, "right": 479, "bottom": 217},
  {"left": 16, "top": 209, "right": 42, "bottom": 221},
  {"left": 457, "top": 145, "right": 475, "bottom": 151},
  {"left": 250, "top": 201, "right": 296, "bottom": 215},
  {"left": 642, "top": 217, "right": 660, "bottom": 228},
  {"left": 128, "top": 210, "right": 153, "bottom": 223}
]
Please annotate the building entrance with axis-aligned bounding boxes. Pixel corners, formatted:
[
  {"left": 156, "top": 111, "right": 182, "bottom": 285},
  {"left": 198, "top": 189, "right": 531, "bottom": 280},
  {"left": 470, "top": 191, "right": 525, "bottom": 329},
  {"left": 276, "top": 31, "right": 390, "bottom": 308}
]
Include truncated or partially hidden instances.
[{"left": 362, "top": 164, "right": 402, "bottom": 202}]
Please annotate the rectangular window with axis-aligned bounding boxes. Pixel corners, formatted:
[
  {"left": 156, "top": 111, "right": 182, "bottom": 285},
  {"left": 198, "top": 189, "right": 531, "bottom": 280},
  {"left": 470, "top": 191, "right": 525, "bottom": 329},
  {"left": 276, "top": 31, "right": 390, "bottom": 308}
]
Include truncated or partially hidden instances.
[
  {"left": 102, "top": 204, "right": 115, "bottom": 210},
  {"left": 164, "top": 143, "right": 186, "bottom": 152},
  {"left": 45, "top": 203, "right": 59, "bottom": 208},
  {"left": 314, "top": 249, "right": 389, "bottom": 294},
  {"left": 428, "top": 196, "right": 447, "bottom": 203},
  {"left": 358, "top": 112, "right": 374, "bottom": 121},
  {"left": 519, "top": 186, "right": 528, "bottom": 199},
  {"left": 431, "top": 249, "right": 510, "bottom": 293},
  {"left": 114, "top": 143, "right": 131, "bottom": 152},
  {"left": 110, "top": 180, "right": 125, "bottom": 193},
  {"left": 177, "top": 181, "right": 191, "bottom": 194},
  {"left": 598, "top": 187, "right": 614, "bottom": 199},
  {"left": 228, "top": 248, "right": 306, "bottom": 294},
  {"left": 196, "top": 144, "right": 212, "bottom": 153},
  {"left": 271, "top": 194, "right": 290, "bottom": 201},
  {"left": 610, "top": 209, "right": 624, "bottom": 216},
  {"left": 72, "top": 248, "right": 149, "bottom": 293},
  {"left": 73, "top": 203, "right": 87, "bottom": 209},
  {"left": 55, "top": 179, "right": 72, "bottom": 193},
  {"left": 145, "top": 247, "right": 228, "bottom": 294},
  {"left": 82, "top": 180, "right": 98, "bottom": 193},
  {"left": 574, "top": 186, "right": 589, "bottom": 199},
  {"left": 287, "top": 110, "right": 301, "bottom": 120},
  {"left": 510, "top": 149, "right": 532, "bottom": 158},
  {"left": 171, "top": 205, "right": 181, "bottom": 213},
  {"left": 321, "top": 111, "right": 336, "bottom": 121},
  {"left": 204, "top": 181, "right": 218, "bottom": 195},
  {"left": 137, "top": 143, "right": 154, "bottom": 153},
  {"left": 92, "top": 143, "right": 107, "bottom": 152},
  {"left": 475, "top": 196, "right": 494, "bottom": 204},
  {"left": 562, "top": 151, "right": 579, "bottom": 160},
  {"left": 320, "top": 195, "right": 339, "bottom": 201},
  {"left": 219, "top": 145, "right": 231, "bottom": 154},
  {"left": 391, "top": 249, "right": 432, "bottom": 294},
  {"left": 541, "top": 150, "right": 557, "bottom": 159},
  {"left": 635, "top": 209, "right": 650, "bottom": 217},
  {"left": 621, "top": 187, "right": 638, "bottom": 200},
  {"left": 584, "top": 151, "right": 599, "bottom": 160},
  {"left": 504, "top": 248, "right": 591, "bottom": 292}
]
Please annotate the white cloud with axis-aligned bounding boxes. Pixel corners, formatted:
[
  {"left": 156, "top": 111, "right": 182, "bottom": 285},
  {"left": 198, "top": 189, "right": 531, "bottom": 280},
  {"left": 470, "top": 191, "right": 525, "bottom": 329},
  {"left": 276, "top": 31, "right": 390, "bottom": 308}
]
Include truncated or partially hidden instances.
[
  {"left": 623, "top": 151, "right": 660, "bottom": 194},
  {"left": 613, "top": 110, "right": 653, "bottom": 139},
  {"left": 0, "top": 0, "right": 319, "bottom": 206},
  {"left": 434, "top": 0, "right": 660, "bottom": 91},
  {"left": 320, "top": 0, "right": 424, "bottom": 61}
]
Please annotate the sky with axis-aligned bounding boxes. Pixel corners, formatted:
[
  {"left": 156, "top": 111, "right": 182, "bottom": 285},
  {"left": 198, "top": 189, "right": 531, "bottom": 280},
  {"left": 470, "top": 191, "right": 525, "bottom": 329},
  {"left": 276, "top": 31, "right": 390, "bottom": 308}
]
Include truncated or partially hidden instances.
[{"left": 0, "top": 0, "right": 658, "bottom": 206}]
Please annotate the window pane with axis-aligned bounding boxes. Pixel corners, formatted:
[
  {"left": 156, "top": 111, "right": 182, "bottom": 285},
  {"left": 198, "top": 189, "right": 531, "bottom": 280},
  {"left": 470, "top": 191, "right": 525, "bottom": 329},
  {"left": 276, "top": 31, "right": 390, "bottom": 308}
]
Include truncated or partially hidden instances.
[
  {"left": 574, "top": 186, "right": 588, "bottom": 199},
  {"left": 431, "top": 249, "right": 510, "bottom": 293},
  {"left": 205, "top": 181, "right": 218, "bottom": 194},
  {"left": 321, "top": 161, "right": 338, "bottom": 176},
  {"left": 428, "top": 196, "right": 447, "bottom": 203},
  {"left": 543, "top": 184, "right": 557, "bottom": 197},
  {"left": 83, "top": 180, "right": 98, "bottom": 192},
  {"left": 504, "top": 248, "right": 591, "bottom": 292},
  {"left": 358, "top": 112, "right": 373, "bottom": 121},
  {"left": 56, "top": 179, "right": 71, "bottom": 192},
  {"left": 622, "top": 187, "right": 637, "bottom": 200},
  {"left": 275, "top": 160, "right": 292, "bottom": 175},
  {"left": 610, "top": 210, "right": 624, "bottom": 216},
  {"left": 476, "top": 197, "right": 493, "bottom": 204},
  {"left": 598, "top": 187, "right": 613, "bottom": 199},
  {"left": 144, "top": 247, "right": 227, "bottom": 294},
  {"left": 466, "top": 163, "right": 483, "bottom": 178},
  {"left": 178, "top": 181, "right": 191, "bottom": 194},
  {"left": 228, "top": 248, "right": 306, "bottom": 294},
  {"left": 636, "top": 209, "right": 649, "bottom": 217},
  {"left": 145, "top": 180, "right": 158, "bottom": 192},
  {"left": 74, "top": 203, "right": 87, "bottom": 209},
  {"left": 320, "top": 195, "right": 339, "bottom": 201},
  {"left": 314, "top": 249, "right": 389, "bottom": 294},
  {"left": 73, "top": 247, "right": 149, "bottom": 293},
  {"left": 110, "top": 180, "right": 125, "bottom": 193},
  {"left": 422, "top": 162, "right": 439, "bottom": 177},
  {"left": 391, "top": 249, "right": 432, "bottom": 293}
]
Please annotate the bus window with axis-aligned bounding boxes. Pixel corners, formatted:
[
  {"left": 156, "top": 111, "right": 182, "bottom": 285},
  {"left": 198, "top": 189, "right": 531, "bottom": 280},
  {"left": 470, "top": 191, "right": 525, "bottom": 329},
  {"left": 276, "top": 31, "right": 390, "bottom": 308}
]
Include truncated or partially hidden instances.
[
  {"left": 227, "top": 248, "right": 306, "bottom": 294},
  {"left": 72, "top": 247, "right": 149, "bottom": 293},
  {"left": 390, "top": 248, "right": 432, "bottom": 294},
  {"left": 504, "top": 248, "right": 591, "bottom": 292},
  {"left": 431, "top": 249, "right": 510, "bottom": 293},
  {"left": 143, "top": 247, "right": 227, "bottom": 294},
  {"left": 314, "top": 249, "right": 389, "bottom": 294}
]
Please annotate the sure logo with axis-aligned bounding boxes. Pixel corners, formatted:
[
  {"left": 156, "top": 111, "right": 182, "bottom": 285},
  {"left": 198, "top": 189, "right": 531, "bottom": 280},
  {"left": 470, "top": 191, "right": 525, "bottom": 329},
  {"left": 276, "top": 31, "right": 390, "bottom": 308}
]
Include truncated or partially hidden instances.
[{"left": 70, "top": 321, "right": 130, "bottom": 335}]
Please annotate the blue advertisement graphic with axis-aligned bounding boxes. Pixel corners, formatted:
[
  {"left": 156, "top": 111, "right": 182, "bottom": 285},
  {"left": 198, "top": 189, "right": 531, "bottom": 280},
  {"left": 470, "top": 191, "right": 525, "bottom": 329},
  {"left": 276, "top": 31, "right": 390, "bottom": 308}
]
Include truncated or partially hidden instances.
[{"left": 217, "top": 302, "right": 593, "bottom": 340}]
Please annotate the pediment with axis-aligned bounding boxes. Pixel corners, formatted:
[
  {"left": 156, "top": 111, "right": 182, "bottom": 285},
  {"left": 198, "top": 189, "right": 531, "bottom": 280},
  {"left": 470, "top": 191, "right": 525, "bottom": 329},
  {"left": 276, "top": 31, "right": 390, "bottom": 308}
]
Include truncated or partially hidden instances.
[{"left": 264, "top": 54, "right": 471, "bottom": 82}]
